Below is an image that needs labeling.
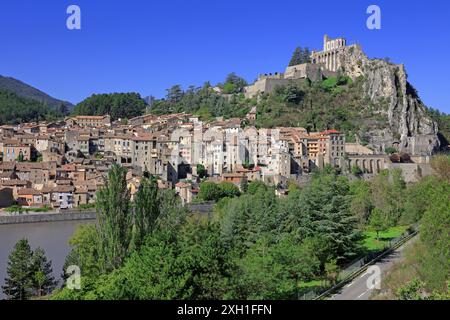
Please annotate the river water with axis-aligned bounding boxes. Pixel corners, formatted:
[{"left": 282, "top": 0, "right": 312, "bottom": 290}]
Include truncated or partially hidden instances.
[{"left": 0, "top": 220, "right": 94, "bottom": 299}]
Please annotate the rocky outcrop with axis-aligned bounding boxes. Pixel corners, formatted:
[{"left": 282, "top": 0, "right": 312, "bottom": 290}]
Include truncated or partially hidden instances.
[{"left": 339, "top": 45, "right": 440, "bottom": 155}]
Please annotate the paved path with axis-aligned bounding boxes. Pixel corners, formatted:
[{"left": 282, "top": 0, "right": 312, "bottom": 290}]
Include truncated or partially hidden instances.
[{"left": 330, "top": 235, "right": 418, "bottom": 300}]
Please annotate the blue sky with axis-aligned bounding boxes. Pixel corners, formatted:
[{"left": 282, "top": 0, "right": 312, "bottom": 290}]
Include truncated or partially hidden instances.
[{"left": 0, "top": 0, "right": 449, "bottom": 113}]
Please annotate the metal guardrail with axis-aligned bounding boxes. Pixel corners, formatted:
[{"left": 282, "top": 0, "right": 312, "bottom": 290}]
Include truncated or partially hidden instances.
[{"left": 312, "top": 229, "right": 419, "bottom": 300}]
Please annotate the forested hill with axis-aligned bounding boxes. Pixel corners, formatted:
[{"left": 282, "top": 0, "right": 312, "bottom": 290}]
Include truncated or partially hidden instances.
[
  {"left": 0, "top": 90, "right": 63, "bottom": 125},
  {"left": 71, "top": 93, "right": 148, "bottom": 121},
  {"left": 0, "top": 75, "right": 72, "bottom": 111},
  {"left": 150, "top": 73, "right": 450, "bottom": 150}
]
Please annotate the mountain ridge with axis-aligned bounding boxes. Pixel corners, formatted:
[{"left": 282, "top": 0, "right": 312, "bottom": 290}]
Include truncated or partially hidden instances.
[{"left": 0, "top": 75, "right": 73, "bottom": 111}]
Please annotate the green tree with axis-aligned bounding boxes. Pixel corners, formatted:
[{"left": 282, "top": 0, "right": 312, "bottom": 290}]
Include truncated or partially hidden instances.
[
  {"left": 371, "top": 169, "right": 405, "bottom": 226},
  {"left": 351, "top": 165, "right": 363, "bottom": 176},
  {"left": 132, "top": 177, "right": 160, "bottom": 250},
  {"left": 222, "top": 73, "right": 247, "bottom": 94},
  {"left": 397, "top": 278, "right": 425, "bottom": 300},
  {"left": 220, "top": 187, "right": 279, "bottom": 253},
  {"left": 31, "top": 248, "right": 56, "bottom": 297},
  {"left": 402, "top": 175, "right": 449, "bottom": 225},
  {"left": 62, "top": 224, "right": 101, "bottom": 280},
  {"left": 2, "top": 239, "right": 34, "bottom": 300},
  {"left": 247, "top": 180, "right": 268, "bottom": 195},
  {"left": 218, "top": 182, "right": 240, "bottom": 198},
  {"left": 279, "top": 84, "right": 304, "bottom": 104},
  {"left": 295, "top": 174, "right": 362, "bottom": 262},
  {"left": 196, "top": 164, "right": 207, "bottom": 179},
  {"left": 234, "top": 236, "right": 320, "bottom": 299},
  {"left": 369, "top": 208, "right": 388, "bottom": 241},
  {"left": 166, "top": 85, "right": 184, "bottom": 103},
  {"left": 76, "top": 222, "right": 234, "bottom": 300},
  {"left": 197, "top": 181, "right": 222, "bottom": 202},
  {"left": 349, "top": 180, "right": 373, "bottom": 227},
  {"left": 17, "top": 152, "right": 24, "bottom": 162},
  {"left": 288, "top": 47, "right": 311, "bottom": 66},
  {"left": 325, "top": 259, "right": 340, "bottom": 285},
  {"left": 289, "top": 47, "right": 302, "bottom": 66},
  {"left": 96, "top": 164, "right": 132, "bottom": 272},
  {"left": 419, "top": 187, "right": 450, "bottom": 292},
  {"left": 385, "top": 147, "right": 398, "bottom": 155},
  {"left": 240, "top": 176, "right": 249, "bottom": 193},
  {"left": 222, "top": 82, "right": 237, "bottom": 94}
]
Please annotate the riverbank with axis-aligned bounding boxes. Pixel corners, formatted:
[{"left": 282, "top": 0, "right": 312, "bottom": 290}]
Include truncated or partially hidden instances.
[
  {"left": 0, "top": 210, "right": 96, "bottom": 225},
  {"left": 0, "top": 202, "right": 214, "bottom": 225}
]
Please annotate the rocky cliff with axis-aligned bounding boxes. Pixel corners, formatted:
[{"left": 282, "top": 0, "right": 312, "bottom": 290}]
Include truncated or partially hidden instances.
[{"left": 339, "top": 45, "right": 440, "bottom": 155}]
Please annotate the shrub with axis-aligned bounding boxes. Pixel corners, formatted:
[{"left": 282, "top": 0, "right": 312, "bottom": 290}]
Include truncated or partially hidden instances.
[{"left": 385, "top": 147, "right": 397, "bottom": 155}]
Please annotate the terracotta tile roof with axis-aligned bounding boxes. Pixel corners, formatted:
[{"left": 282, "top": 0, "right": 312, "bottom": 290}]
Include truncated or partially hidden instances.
[
  {"left": 18, "top": 188, "right": 41, "bottom": 196},
  {"left": 0, "top": 180, "right": 30, "bottom": 186},
  {"left": 74, "top": 115, "right": 108, "bottom": 120}
]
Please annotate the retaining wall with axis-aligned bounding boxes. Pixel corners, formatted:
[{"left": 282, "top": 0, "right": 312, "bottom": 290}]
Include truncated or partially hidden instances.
[{"left": 0, "top": 210, "right": 96, "bottom": 225}]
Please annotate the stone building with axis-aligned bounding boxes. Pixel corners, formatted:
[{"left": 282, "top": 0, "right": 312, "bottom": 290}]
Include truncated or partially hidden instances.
[
  {"left": 346, "top": 155, "right": 387, "bottom": 175},
  {"left": 323, "top": 130, "right": 346, "bottom": 167},
  {"left": 66, "top": 115, "right": 111, "bottom": 128},
  {"left": 311, "top": 35, "right": 349, "bottom": 72},
  {"left": 0, "top": 140, "right": 32, "bottom": 162}
]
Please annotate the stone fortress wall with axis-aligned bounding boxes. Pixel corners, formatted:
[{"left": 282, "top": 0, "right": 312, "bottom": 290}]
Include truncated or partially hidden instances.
[{"left": 244, "top": 34, "right": 345, "bottom": 98}]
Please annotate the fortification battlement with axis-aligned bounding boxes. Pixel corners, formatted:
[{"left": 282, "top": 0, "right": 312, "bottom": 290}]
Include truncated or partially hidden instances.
[{"left": 258, "top": 72, "right": 285, "bottom": 80}]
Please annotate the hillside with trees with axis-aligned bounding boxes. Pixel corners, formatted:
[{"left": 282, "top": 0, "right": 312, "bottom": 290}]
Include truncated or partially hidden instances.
[
  {"left": 372, "top": 155, "right": 450, "bottom": 300},
  {"left": 150, "top": 72, "right": 450, "bottom": 148},
  {"left": 151, "top": 75, "right": 384, "bottom": 142},
  {"left": 72, "top": 93, "right": 147, "bottom": 121},
  {"left": 0, "top": 75, "right": 72, "bottom": 111},
  {"left": 0, "top": 90, "right": 63, "bottom": 125}
]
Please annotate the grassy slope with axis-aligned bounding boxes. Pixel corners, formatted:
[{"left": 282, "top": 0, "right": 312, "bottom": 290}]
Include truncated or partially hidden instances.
[{"left": 362, "top": 226, "right": 409, "bottom": 252}]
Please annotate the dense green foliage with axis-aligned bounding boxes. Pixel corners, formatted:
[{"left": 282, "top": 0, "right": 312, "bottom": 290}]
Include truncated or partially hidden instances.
[
  {"left": 96, "top": 165, "right": 133, "bottom": 272},
  {"left": 427, "top": 108, "right": 450, "bottom": 146},
  {"left": 132, "top": 177, "right": 160, "bottom": 250},
  {"left": 220, "top": 73, "right": 248, "bottom": 94},
  {"left": 0, "top": 90, "right": 63, "bottom": 125},
  {"left": 197, "top": 181, "right": 241, "bottom": 202},
  {"left": 53, "top": 169, "right": 363, "bottom": 300},
  {"left": 72, "top": 93, "right": 147, "bottom": 121},
  {"left": 151, "top": 82, "right": 248, "bottom": 120},
  {"left": 31, "top": 248, "right": 57, "bottom": 297},
  {"left": 2, "top": 239, "right": 55, "bottom": 300},
  {"left": 374, "top": 164, "right": 450, "bottom": 299},
  {"left": 151, "top": 75, "right": 382, "bottom": 138},
  {"left": 196, "top": 164, "right": 208, "bottom": 179},
  {"left": 48, "top": 156, "right": 449, "bottom": 300}
]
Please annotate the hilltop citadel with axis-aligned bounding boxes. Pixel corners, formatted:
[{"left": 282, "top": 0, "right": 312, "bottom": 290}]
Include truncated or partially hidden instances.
[{"left": 244, "top": 35, "right": 355, "bottom": 98}]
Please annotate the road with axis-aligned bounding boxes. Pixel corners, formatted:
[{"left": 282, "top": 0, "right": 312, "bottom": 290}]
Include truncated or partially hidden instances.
[{"left": 330, "top": 235, "right": 418, "bottom": 300}]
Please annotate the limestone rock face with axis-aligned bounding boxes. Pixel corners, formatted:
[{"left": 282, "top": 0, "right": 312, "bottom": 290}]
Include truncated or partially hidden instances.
[{"left": 339, "top": 45, "right": 440, "bottom": 155}]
